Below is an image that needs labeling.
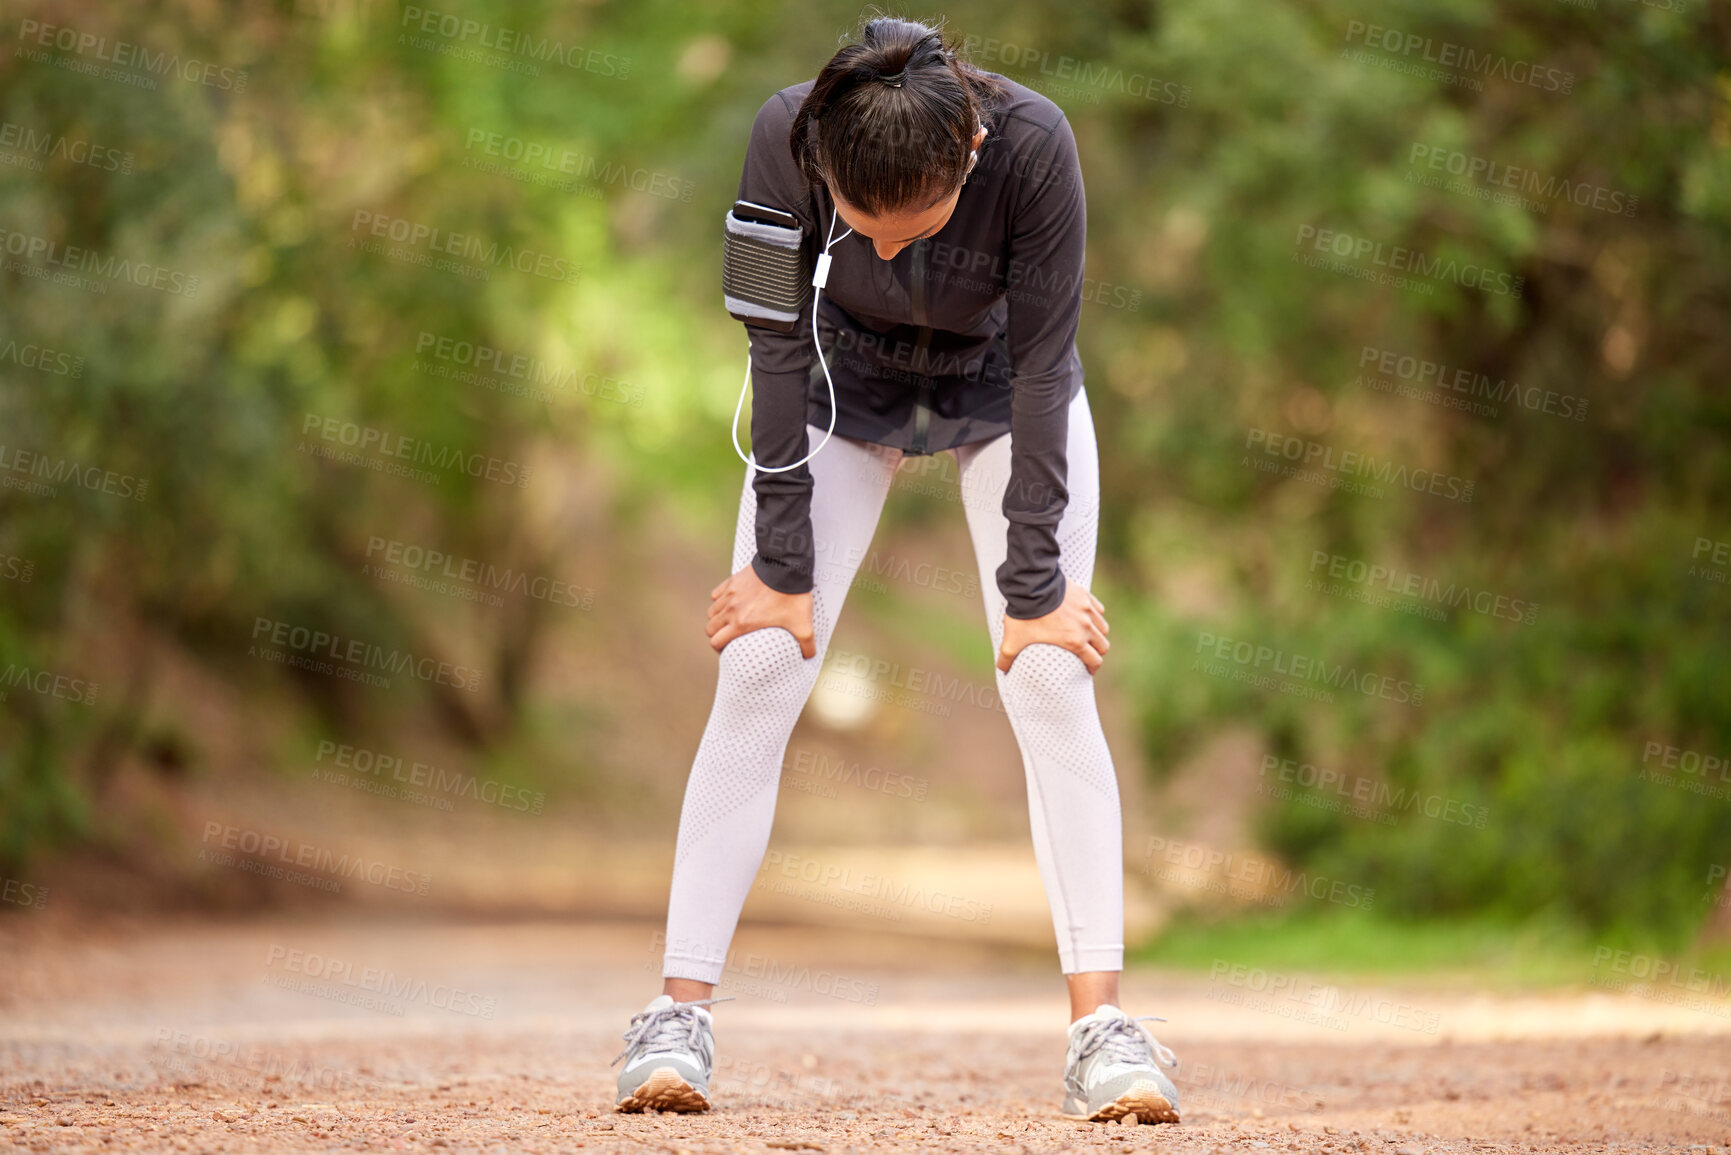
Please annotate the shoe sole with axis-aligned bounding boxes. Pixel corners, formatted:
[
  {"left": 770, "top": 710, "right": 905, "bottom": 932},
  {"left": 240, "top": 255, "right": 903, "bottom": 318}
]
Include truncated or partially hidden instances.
[
  {"left": 1063, "top": 1080, "right": 1181, "bottom": 1125},
  {"left": 616, "top": 1066, "right": 712, "bottom": 1114}
]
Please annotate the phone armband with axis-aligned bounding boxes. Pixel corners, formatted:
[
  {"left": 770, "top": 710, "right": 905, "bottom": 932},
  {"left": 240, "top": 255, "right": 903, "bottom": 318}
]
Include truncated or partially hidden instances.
[{"left": 722, "top": 205, "right": 810, "bottom": 332}]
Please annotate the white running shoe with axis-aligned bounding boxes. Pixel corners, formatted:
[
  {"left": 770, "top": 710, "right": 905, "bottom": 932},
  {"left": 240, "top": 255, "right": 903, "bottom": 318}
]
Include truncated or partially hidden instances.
[
  {"left": 1061, "top": 1003, "right": 1181, "bottom": 1124},
  {"left": 611, "top": 993, "right": 733, "bottom": 1113}
]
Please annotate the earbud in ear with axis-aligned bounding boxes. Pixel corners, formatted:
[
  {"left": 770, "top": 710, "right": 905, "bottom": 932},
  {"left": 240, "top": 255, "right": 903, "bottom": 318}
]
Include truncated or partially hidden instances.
[{"left": 962, "top": 122, "right": 986, "bottom": 181}]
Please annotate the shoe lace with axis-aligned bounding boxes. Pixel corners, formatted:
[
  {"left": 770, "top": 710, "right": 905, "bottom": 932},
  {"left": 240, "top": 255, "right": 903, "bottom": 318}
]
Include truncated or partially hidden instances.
[
  {"left": 610, "top": 996, "right": 735, "bottom": 1068},
  {"left": 1074, "top": 1013, "right": 1179, "bottom": 1072}
]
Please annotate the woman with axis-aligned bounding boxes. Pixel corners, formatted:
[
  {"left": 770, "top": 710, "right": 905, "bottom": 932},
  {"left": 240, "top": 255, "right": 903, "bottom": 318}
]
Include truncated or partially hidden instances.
[{"left": 611, "top": 16, "right": 1180, "bottom": 1126}]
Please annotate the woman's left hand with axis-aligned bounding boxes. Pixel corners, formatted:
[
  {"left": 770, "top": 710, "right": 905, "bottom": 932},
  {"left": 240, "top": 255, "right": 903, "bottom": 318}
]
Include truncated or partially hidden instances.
[{"left": 997, "top": 580, "right": 1110, "bottom": 675}]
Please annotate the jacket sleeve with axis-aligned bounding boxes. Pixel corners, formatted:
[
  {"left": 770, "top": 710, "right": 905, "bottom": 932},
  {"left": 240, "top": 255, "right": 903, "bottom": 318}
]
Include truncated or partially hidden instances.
[
  {"left": 998, "top": 114, "right": 1086, "bottom": 619},
  {"left": 736, "top": 91, "right": 821, "bottom": 594}
]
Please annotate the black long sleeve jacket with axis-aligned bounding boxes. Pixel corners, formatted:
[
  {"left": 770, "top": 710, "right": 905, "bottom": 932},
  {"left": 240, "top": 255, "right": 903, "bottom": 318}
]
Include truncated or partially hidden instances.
[{"left": 736, "top": 72, "right": 1086, "bottom": 619}]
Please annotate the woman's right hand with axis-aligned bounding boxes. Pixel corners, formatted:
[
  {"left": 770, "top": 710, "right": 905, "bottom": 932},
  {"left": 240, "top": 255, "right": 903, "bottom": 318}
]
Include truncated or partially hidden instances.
[{"left": 706, "top": 563, "right": 816, "bottom": 658}]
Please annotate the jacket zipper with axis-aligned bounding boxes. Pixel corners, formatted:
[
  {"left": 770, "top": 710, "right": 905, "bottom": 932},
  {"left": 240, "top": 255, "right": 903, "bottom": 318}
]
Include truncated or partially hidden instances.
[{"left": 908, "top": 238, "right": 933, "bottom": 456}]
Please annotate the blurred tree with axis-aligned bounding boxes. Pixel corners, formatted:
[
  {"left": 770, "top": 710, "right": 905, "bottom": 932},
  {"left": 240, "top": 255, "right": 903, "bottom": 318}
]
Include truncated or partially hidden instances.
[{"left": 1, "top": 0, "right": 1727, "bottom": 943}]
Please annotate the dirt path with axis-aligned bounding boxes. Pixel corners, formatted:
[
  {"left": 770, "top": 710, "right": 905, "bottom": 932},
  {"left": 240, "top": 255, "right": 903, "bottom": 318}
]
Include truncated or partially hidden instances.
[{"left": 2, "top": 916, "right": 1728, "bottom": 1153}]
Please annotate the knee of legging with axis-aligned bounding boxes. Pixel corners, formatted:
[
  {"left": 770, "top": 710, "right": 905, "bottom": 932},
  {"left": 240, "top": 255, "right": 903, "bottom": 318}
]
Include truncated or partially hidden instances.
[
  {"left": 1002, "top": 642, "right": 1093, "bottom": 724},
  {"left": 715, "top": 626, "right": 817, "bottom": 708}
]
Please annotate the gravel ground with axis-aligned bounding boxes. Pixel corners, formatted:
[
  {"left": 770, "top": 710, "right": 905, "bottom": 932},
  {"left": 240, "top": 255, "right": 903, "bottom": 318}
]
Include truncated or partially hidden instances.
[{"left": 3, "top": 915, "right": 1729, "bottom": 1154}]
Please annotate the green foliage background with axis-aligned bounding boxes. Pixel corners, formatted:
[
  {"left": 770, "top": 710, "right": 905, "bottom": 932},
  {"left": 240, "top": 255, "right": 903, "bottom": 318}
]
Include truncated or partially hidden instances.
[{"left": 1, "top": 0, "right": 1728, "bottom": 944}]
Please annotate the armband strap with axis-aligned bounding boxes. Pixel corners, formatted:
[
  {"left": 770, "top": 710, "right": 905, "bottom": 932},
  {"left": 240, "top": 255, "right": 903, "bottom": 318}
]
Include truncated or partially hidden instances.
[{"left": 722, "top": 208, "right": 809, "bottom": 332}]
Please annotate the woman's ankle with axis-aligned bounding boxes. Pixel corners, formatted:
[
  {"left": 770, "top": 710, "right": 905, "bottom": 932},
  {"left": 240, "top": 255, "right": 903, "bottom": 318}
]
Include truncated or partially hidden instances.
[
  {"left": 663, "top": 977, "right": 716, "bottom": 1005},
  {"left": 1065, "top": 970, "right": 1121, "bottom": 1023}
]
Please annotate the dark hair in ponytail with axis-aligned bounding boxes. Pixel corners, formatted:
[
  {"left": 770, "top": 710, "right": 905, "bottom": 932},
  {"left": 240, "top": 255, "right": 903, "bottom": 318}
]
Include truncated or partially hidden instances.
[{"left": 791, "top": 16, "right": 1007, "bottom": 216}]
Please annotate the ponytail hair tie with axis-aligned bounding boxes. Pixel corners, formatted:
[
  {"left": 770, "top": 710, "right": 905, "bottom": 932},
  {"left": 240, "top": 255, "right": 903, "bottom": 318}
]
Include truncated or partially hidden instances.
[{"left": 877, "top": 67, "right": 907, "bottom": 87}]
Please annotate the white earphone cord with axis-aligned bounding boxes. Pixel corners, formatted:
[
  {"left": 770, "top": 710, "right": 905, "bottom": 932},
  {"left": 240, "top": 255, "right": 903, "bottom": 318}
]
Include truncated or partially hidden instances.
[{"left": 731, "top": 205, "right": 852, "bottom": 473}]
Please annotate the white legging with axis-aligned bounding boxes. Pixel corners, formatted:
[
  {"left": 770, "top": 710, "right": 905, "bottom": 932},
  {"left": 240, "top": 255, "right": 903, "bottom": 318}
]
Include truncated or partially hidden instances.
[{"left": 662, "top": 385, "right": 1123, "bottom": 980}]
